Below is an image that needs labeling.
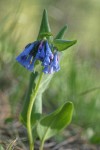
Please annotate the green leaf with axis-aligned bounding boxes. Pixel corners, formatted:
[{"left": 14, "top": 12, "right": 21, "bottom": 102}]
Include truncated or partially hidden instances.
[
  {"left": 53, "top": 39, "right": 77, "bottom": 51},
  {"left": 37, "top": 102, "right": 73, "bottom": 142},
  {"left": 37, "top": 9, "right": 51, "bottom": 40},
  {"left": 31, "top": 73, "right": 53, "bottom": 126},
  {"left": 20, "top": 72, "right": 38, "bottom": 126},
  {"left": 55, "top": 25, "right": 67, "bottom": 39},
  {"left": 20, "top": 73, "right": 53, "bottom": 127},
  {"left": 31, "top": 74, "right": 53, "bottom": 140}
]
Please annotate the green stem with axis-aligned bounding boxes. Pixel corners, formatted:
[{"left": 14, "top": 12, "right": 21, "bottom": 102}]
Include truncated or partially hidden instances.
[
  {"left": 27, "top": 72, "right": 43, "bottom": 150},
  {"left": 39, "top": 140, "right": 44, "bottom": 150}
]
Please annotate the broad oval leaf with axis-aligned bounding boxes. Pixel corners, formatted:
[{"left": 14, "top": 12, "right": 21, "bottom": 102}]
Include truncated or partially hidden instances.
[
  {"left": 37, "top": 102, "right": 74, "bottom": 142},
  {"left": 53, "top": 39, "right": 77, "bottom": 51}
]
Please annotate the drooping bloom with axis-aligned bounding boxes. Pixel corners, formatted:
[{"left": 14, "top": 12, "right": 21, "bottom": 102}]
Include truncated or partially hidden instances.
[
  {"left": 43, "top": 52, "right": 60, "bottom": 74},
  {"left": 42, "top": 41, "right": 53, "bottom": 66},
  {"left": 16, "top": 40, "right": 60, "bottom": 74},
  {"left": 16, "top": 41, "right": 39, "bottom": 71}
]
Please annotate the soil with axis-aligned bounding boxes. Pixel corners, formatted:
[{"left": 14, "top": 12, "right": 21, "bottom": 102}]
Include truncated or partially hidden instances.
[{"left": 0, "top": 122, "right": 100, "bottom": 150}]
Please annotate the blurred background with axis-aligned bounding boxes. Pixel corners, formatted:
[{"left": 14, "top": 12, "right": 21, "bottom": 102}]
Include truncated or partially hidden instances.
[{"left": 0, "top": 0, "right": 100, "bottom": 146}]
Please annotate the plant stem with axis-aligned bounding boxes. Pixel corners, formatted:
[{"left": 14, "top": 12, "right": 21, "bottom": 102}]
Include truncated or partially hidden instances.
[
  {"left": 39, "top": 140, "right": 44, "bottom": 150},
  {"left": 27, "top": 72, "right": 43, "bottom": 150}
]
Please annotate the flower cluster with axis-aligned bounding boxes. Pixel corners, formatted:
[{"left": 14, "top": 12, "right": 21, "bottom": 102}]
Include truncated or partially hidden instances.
[{"left": 16, "top": 40, "right": 60, "bottom": 74}]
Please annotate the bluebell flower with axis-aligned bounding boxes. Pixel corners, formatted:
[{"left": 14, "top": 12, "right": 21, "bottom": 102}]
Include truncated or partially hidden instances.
[
  {"left": 43, "top": 52, "right": 60, "bottom": 74},
  {"left": 16, "top": 41, "right": 39, "bottom": 71},
  {"left": 16, "top": 40, "right": 60, "bottom": 74}
]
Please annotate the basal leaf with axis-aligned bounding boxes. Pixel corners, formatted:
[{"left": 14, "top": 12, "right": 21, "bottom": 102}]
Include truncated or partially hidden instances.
[
  {"left": 37, "top": 102, "right": 73, "bottom": 142},
  {"left": 53, "top": 39, "right": 77, "bottom": 51}
]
